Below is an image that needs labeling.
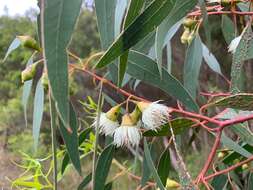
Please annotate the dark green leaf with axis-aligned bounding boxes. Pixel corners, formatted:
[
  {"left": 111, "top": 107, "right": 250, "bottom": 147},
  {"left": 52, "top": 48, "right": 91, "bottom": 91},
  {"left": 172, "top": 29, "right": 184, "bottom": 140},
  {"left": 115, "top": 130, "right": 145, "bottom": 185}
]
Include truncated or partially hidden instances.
[
  {"left": 127, "top": 51, "right": 199, "bottom": 112},
  {"left": 184, "top": 34, "right": 203, "bottom": 99},
  {"left": 211, "top": 175, "right": 227, "bottom": 190},
  {"left": 3, "top": 37, "right": 21, "bottom": 62},
  {"left": 94, "top": 144, "right": 115, "bottom": 190},
  {"left": 43, "top": 0, "right": 82, "bottom": 127},
  {"left": 104, "top": 182, "right": 113, "bottom": 190},
  {"left": 59, "top": 103, "right": 81, "bottom": 175},
  {"left": 143, "top": 118, "right": 195, "bottom": 137},
  {"left": 118, "top": 0, "right": 144, "bottom": 86},
  {"left": 144, "top": 138, "right": 165, "bottom": 190},
  {"left": 78, "top": 173, "right": 92, "bottom": 190},
  {"left": 157, "top": 148, "right": 171, "bottom": 185},
  {"left": 247, "top": 173, "right": 253, "bottom": 190},
  {"left": 96, "top": 0, "right": 197, "bottom": 69},
  {"left": 32, "top": 79, "right": 44, "bottom": 149},
  {"left": 221, "top": 15, "right": 235, "bottom": 45},
  {"left": 22, "top": 55, "right": 34, "bottom": 127},
  {"left": 230, "top": 124, "right": 253, "bottom": 146},
  {"left": 206, "top": 93, "right": 253, "bottom": 111},
  {"left": 156, "top": 0, "right": 197, "bottom": 76}
]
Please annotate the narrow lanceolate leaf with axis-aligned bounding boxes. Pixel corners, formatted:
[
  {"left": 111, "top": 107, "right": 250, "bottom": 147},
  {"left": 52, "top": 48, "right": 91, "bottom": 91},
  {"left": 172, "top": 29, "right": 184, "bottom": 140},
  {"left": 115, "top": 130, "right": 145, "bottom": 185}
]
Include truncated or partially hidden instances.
[
  {"left": 3, "top": 37, "right": 21, "bottom": 62},
  {"left": 94, "top": 144, "right": 115, "bottom": 190},
  {"left": 96, "top": 0, "right": 197, "bottom": 69},
  {"left": 157, "top": 148, "right": 171, "bottom": 186},
  {"left": 156, "top": 0, "right": 197, "bottom": 76},
  {"left": 211, "top": 175, "right": 227, "bottom": 190},
  {"left": 230, "top": 25, "right": 253, "bottom": 93},
  {"left": 43, "top": 0, "right": 82, "bottom": 128},
  {"left": 127, "top": 51, "right": 199, "bottom": 112},
  {"left": 221, "top": 15, "right": 235, "bottom": 45},
  {"left": 78, "top": 173, "right": 92, "bottom": 190},
  {"left": 202, "top": 43, "right": 223, "bottom": 76},
  {"left": 143, "top": 118, "right": 194, "bottom": 137},
  {"left": 22, "top": 55, "right": 34, "bottom": 127},
  {"left": 184, "top": 34, "right": 203, "bottom": 99},
  {"left": 230, "top": 124, "right": 253, "bottom": 146},
  {"left": 206, "top": 93, "right": 253, "bottom": 111},
  {"left": 94, "top": 0, "right": 118, "bottom": 83},
  {"left": 144, "top": 139, "right": 165, "bottom": 190},
  {"left": 59, "top": 103, "right": 81, "bottom": 175},
  {"left": 118, "top": 0, "right": 144, "bottom": 86},
  {"left": 32, "top": 80, "right": 44, "bottom": 149},
  {"left": 114, "top": 0, "right": 128, "bottom": 37}
]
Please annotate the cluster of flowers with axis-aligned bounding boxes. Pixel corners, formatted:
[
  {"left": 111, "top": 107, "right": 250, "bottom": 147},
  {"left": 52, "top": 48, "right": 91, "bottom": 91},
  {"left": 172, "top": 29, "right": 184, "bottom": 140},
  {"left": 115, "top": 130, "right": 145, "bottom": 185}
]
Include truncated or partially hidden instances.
[{"left": 92, "top": 101, "right": 172, "bottom": 147}]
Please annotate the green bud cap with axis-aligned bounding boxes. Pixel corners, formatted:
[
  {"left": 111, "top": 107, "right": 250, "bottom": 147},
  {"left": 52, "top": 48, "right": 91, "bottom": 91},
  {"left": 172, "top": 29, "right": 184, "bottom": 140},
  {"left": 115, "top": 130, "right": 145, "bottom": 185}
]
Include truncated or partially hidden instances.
[
  {"left": 183, "top": 18, "right": 197, "bottom": 28},
  {"left": 121, "top": 114, "right": 135, "bottom": 126},
  {"left": 136, "top": 101, "right": 150, "bottom": 112},
  {"left": 41, "top": 72, "right": 49, "bottom": 90},
  {"left": 21, "top": 63, "right": 38, "bottom": 83},
  {"left": 129, "top": 106, "right": 141, "bottom": 124},
  {"left": 166, "top": 178, "right": 181, "bottom": 189},
  {"left": 242, "top": 164, "right": 249, "bottom": 170},
  {"left": 180, "top": 29, "right": 190, "bottom": 44},
  {"left": 106, "top": 105, "right": 121, "bottom": 121},
  {"left": 17, "top": 35, "right": 41, "bottom": 51},
  {"left": 187, "top": 32, "right": 195, "bottom": 45}
]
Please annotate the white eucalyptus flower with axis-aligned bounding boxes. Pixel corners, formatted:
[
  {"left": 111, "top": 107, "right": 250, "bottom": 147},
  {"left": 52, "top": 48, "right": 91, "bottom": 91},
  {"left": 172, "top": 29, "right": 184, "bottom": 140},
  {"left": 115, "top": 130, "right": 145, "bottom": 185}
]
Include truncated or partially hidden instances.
[
  {"left": 228, "top": 35, "right": 242, "bottom": 54},
  {"left": 92, "top": 105, "right": 120, "bottom": 136},
  {"left": 206, "top": 0, "right": 221, "bottom": 3},
  {"left": 113, "top": 114, "right": 141, "bottom": 147},
  {"left": 137, "top": 101, "right": 172, "bottom": 130}
]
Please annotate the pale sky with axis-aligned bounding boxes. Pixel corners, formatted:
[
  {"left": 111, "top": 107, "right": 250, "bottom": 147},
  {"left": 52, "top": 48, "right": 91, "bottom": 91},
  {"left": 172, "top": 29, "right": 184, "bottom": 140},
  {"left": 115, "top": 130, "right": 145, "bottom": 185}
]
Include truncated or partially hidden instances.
[{"left": 0, "top": 0, "right": 38, "bottom": 16}]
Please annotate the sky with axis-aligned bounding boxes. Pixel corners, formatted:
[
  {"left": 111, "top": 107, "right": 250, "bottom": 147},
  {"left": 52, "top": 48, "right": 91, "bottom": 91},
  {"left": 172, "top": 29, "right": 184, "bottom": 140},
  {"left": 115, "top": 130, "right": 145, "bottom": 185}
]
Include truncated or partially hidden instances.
[{"left": 0, "top": 0, "right": 38, "bottom": 16}]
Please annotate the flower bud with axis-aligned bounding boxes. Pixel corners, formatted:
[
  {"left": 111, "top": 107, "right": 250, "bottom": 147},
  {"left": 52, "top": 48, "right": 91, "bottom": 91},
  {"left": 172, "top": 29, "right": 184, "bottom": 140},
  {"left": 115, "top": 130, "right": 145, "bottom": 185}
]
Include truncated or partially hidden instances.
[
  {"left": 21, "top": 63, "right": 38, "bottom": 83},
  {"left": 221, "top": 0, "right": 242, "bottom": 6},
  {"left": 242, "top": 164, "right": 249, "bottom": 170},
  {"left": 17, "top": 35, "right": 41, "bottom": 51},
  {"left": 183, "top": 18, "right": 197, "bottom": 29},
  {"left": 166, "top": 178, "right": 181, "bottom": 189},
  {"left": 180, "top": 28, "right": 190, "bottom": 44},
  {"left": 129, "top": 106, "right": 141, "bottom": 123},
  {"left": 187, "top": 32, "right": 195, "bottom": 45},
  {"left": 41, "top": 72, "right": 49, "bottom": 90},
  {"left": 121, "top": 114, "right": 135, "bottom": 126},
  {"left": 106, "top": 105, "right": 121, "bottom": 121}
]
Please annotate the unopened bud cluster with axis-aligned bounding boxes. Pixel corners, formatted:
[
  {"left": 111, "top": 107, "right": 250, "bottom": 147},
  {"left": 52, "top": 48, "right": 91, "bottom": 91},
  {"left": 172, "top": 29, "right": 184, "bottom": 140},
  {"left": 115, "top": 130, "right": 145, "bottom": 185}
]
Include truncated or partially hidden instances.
[
  {"left": 181, "top": 18, "right": 198, "bottom": 45},
  {"left": 93, "top": 101, "right": 172, "bottom": 147}
]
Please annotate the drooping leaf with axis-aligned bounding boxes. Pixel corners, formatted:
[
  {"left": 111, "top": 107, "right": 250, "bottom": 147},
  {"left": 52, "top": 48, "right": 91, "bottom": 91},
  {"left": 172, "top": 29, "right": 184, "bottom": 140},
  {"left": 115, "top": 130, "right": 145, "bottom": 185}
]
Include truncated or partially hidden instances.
[
  {"left": 230, "top": 25, "right": 253, "bottom": 93},
  {"left": 32, "top": 79, "right": 44, "bottom": 149},
  {"left": 77, "top": 173, "right": 92, "bottom": 190},
  {"left": 157, "top": 148, "right": 171, "bottom": 186},
  {"left": 143, "top": 118, "right": 195, "bottom": 137},
  {"left": 202, "top": 43, "right": 223, "bottom": 76},
  {"left": 96, "top": 0, "right": 197, "bottom": 69},
  {"left": 184, "top": 34, "right": 203, "bottom": 99},
  {"left": 61, "top": 127, "right": 92, "bottom": 175},
  {"left": 221, "top": 15, "right": 235, "bottom": 45},
  {"left": 59, "top": 103, "right": 81, "bottom": 175},
  {"left": 22, "top": 55, "right": 34, "bottom": 127},
  {"left": 144, "top": 138, "right": 165, "bottom": 190},
  {"left": 94, "top": 144, "right": 115, "bottom": 190},
  {"left": 118, "top": 0, "right": 145, "bottom": 86},
  {"left": 43, "top": 0, "right": 82, "bottom": 127},
  {"left": 127, "top": 51, "right": 199, "bottom": 112},
  {"left": 95, "top": 0, "right": 118, "bottom": 83},
  {"left": 206, "top": 93, "right": 253, "bottom": 111},
  {"left": 3, "top": 37, "right": 21, "bottom": 62},
  {"left": 156, "top": 0, "right": 197, "bottom": 76}
]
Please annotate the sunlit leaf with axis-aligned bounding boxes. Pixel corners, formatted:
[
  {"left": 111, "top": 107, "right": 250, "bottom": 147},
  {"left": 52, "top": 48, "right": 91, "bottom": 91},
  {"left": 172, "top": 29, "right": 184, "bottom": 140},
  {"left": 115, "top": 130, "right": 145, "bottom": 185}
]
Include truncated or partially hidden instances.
[{"left": 3, "top": 37, "right": 21, "bottom": 62}]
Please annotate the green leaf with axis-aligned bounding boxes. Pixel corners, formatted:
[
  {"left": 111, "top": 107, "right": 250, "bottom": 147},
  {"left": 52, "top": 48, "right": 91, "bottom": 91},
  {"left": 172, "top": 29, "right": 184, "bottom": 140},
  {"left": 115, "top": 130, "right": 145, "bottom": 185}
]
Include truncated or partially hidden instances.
[
  {"left": 32, "top": 79, "right": 44, "bottom": 149},
  {"left": 156, "top": 0, "right": 197, "bottom": 76},
  {"left": 77, "top": 173, "right": 92, "bottom": 190},
  {"left": 184, "top": 34, "right": 203, "bottom": 99},
  {"left": 118, "top": 0, "right": 144, "bottom": 86},
  {"left": 206, "top": 93, "right": 253, "bottom": 111},
  {"left": 247, "top": 173, "right": 253, "bottom": 190},
  {"left": 96, "top": 0, "right": 197, "bottom": 69},
  {"left": 114, "top": 0, "right": 128, "bottom": 36},
  {"left": 59, "top": 103, "right": 81, "bottom": 175},
  {"left": 94, "top": 144, "right": 115, "bottom": 190},
  {"left": 3, "top": 37, "right": 21, "bottom": 62},
  {"left": 127, "top": 51, "right": 199, "bottom": 112},
  {"left": 157, "top": 148, "right": 171, "bottom": 186},
  {"left": 202, "top": 43, "right": 223, "bottom": 76},
  {"left": 211, "top": 175, "right": 227, "bottom": 190},
  {"left": 22, "top": 55, "right": 34, "bottom": 127},
  {"left": 221, "top": 133, "right": 252, "bottom": 158},
  {"left": 144, "top": 138, "right": 165, "bottom": 190},
  {"left": 43, "top": 0, "right": 82, "bottom": 127},
  {"left": 95, "top": 0, "right": 118, "bottom": 83},
  {"left": 104, "top": 182, "right": 113, "bottom": 190},
  {"left": 143, "top": 118, "right": 195, "bottom": 137},
  {"left": 61, "top": 127, "right": 92, "bottom": 175},
  {"left": 230, "top": 124, "right": 253, "bottom": 146},
  {"left": 221, "top": 15, "right": 235, "bottom": 45},
  {"left": 230, "top": 25, "right": 253, "bottom": 93},
  {"left": 166, "top": 42, "right": 172, "bottom": 73}
]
